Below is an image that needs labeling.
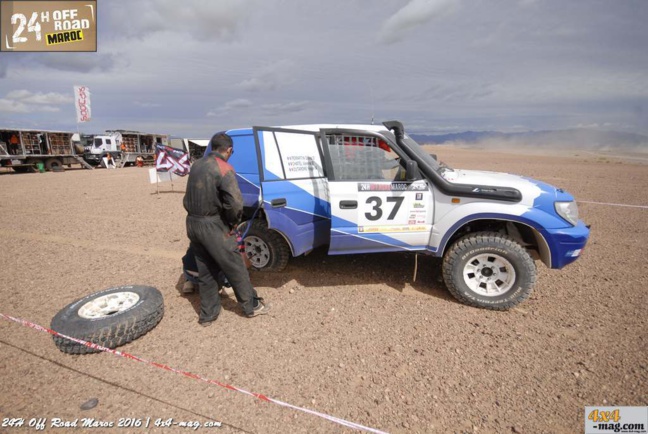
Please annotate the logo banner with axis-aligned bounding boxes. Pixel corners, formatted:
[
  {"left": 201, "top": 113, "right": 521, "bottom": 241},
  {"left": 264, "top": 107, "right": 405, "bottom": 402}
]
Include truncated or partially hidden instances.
[
  {"left": 73, "top": 85, "right": 91, "bottom": 123},
  {"left": 1, "top": 1, "right": 97, "bottom": 52}
]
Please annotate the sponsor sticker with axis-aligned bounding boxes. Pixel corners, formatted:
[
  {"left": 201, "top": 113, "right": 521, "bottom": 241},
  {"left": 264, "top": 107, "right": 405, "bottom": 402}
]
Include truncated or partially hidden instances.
[
  {"left": 357, "top": 182, "right": 427, "bottom": 192},
  {"left": 358, "top": 225, "right": 428, "bottom": 233},
  {"left": 1, "top": 1, "right": 97, "bottom": 52}
]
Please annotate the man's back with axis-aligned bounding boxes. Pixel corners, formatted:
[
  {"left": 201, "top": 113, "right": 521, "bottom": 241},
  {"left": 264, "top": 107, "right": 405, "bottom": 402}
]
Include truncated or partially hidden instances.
[{"left": 184, "top": 153, "right": 243, "bottom": 225}]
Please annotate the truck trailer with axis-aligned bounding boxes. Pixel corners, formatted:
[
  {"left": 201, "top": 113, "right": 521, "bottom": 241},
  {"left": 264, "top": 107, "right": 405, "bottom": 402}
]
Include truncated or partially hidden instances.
[{"left": 0, "top": 128, "right": 92, "bottom": 172}]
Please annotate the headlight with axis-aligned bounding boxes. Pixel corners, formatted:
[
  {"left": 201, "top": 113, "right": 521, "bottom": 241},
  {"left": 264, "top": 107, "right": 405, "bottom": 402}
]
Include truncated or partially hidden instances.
[{"left": 555, "top": 201, "right": 579, "bottom": 226}]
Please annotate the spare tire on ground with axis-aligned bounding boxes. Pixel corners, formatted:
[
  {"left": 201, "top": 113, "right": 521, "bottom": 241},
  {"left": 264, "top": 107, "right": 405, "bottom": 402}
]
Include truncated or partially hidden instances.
[{"left": 50, "top": 285, "right": 164, "bottom": 355}]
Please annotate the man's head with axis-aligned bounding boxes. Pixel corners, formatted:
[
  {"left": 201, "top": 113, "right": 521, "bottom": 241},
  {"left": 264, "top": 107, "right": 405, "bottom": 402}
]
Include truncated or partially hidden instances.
[{"left": 210, "top": 132, "right": 234, "bottom": 161}]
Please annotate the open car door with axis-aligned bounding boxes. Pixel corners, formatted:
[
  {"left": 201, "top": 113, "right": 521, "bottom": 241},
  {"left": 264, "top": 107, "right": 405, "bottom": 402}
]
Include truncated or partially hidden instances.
[{"left": 253, "top": 127, "right": 331, "bottom": 256}]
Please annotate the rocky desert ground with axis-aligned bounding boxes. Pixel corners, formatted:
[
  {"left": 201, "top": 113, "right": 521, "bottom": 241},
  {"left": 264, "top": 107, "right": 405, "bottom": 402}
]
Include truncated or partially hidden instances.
[{"left": 0, "top": 146, "right": 646, "bottom": 433}]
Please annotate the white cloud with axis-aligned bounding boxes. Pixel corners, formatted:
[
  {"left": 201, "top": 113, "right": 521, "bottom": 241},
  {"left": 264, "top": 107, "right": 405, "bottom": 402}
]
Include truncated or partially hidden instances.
[
  {"left": 207, "top": 98, "right": 253, "bottom": 116},
  {"left": 5, "top": 90, "right": 31, "bottom": 100},
  {"left": 260, "top": 101, "right": 307, "bottom": 115},
  {"left": 237, "top": 59, "right": 295, "bottom": 93},
  {"left": 36, "top": 53, "right": 118, "bottom": 73},
  {"left": 106, "top": 0, "right": 252, "bottom": 41},
  {"left": 224, "top": 98, "right": 253, "bottom": 110},
  {"left": 0, "top": 99, "right": 30, "bottom": 113},
  {"left": 6, "top": 90, "right": 73, "bottom": 105},
  {"left": 134, "top": 101, "right": 161, "bottom": 108},
  {"left": 0, "top": 98, "right": 60, "bottom": 113},
  {"left": 0, "top": 90, "right": 69, "bottom": 113},
  {"left": 206, "top": 99, "right": 306, "bottom": 119},
  {"left": 238, "top": 77, "right": 276, "bottom": 93},
  {"left": 380, "top": 0, "right": 457, "bottom": 44}
]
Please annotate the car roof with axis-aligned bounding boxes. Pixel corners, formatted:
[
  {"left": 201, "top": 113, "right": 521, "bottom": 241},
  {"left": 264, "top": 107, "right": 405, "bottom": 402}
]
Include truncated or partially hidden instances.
[
  {"left": 227, "top": 124, "right": 390, "bottom": 135},
  {"left": 279, "top": 124, "right": 390, "bottom": 132}
]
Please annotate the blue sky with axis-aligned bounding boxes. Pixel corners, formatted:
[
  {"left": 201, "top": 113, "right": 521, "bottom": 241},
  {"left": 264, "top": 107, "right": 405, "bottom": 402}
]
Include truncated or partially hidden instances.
[{"left": 0, "top": 0, "right": 647, "bottom": 138}]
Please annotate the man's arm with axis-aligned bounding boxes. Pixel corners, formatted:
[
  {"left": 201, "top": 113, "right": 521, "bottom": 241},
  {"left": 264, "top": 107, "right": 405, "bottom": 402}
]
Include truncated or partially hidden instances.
[{"left": 219, "top": 170, "right": 244, "bottom": 228}]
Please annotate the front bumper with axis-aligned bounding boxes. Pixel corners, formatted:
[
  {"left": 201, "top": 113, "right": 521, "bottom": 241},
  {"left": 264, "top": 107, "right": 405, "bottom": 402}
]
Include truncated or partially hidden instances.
[
  {"left": 545, "top": 220, "right": 590, "bottom": 269},
  {"left": 84, "top": 154, "right": 102, "bottom": 163}
]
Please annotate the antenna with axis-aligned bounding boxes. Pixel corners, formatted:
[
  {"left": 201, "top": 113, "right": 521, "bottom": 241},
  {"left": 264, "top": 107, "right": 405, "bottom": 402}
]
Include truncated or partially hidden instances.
[{"left": 370, "top": 85, "right": 375, "bottom": 125}]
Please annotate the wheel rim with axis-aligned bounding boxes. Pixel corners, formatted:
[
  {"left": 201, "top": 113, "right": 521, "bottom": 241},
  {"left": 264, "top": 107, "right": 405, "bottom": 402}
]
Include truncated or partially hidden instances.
[
  {"left": 78, "top": 292, "right": 140, "bottom": 319},
  {"left": 463, "top": 253, "right": 516, "bottom": 296},
  {"left": 244, "top": 236, "right": 270, "bottom": 268}
]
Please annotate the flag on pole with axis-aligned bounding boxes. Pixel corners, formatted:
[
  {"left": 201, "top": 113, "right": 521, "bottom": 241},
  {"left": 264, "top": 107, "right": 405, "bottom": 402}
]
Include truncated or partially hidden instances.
[
  {"left": 155, "top": 144, "right": 190, "bottom": 176},
  {"left": 73, "top": 85, "right": 91, "bottom": 123}
]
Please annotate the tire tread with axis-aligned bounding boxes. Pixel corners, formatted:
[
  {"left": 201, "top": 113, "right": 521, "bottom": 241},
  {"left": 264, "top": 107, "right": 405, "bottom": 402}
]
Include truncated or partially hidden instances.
[
  {"left": 51, "top": 286, "right": 164, "bottom": 355},
  {"left": 442, "top": 231, "right": 536, "bottom": 310},
  {"left": 245, "top": 220, "right": 290, "bottom": 272}
]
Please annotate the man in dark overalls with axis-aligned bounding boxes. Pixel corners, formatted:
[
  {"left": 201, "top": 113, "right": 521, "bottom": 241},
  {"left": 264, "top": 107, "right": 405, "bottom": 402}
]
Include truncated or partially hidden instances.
[{"left": 183, "top": 133, "right": 269, "bottom": 326}]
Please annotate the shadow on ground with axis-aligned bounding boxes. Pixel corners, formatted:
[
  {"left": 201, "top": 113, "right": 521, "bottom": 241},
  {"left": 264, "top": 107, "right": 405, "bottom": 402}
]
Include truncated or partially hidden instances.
[
  {"left": 175, "top": 248, "right": 456, "bottom": 314},
  {"left": 250, "top": 247, "right": 454, "bottom": 303}
]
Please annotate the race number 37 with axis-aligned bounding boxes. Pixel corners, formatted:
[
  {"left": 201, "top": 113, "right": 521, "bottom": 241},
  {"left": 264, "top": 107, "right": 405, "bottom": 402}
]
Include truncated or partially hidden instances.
[{"left": 364, "top": 196, "right": 404, "bottom": 221}]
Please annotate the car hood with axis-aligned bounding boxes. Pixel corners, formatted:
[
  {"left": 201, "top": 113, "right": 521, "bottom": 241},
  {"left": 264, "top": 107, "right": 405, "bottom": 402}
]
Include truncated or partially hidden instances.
[{"left": 441, "top": 169, "right": 574, "bottom": 206}]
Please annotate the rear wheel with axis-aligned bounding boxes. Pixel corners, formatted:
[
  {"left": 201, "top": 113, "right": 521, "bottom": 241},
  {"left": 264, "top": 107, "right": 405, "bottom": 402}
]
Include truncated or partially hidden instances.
[
  {"left": 45, "top": 158, "right": 64, "bottom": 171},
  {"left": 442, "top": 231, "right": 536, "bottom": 310},
  {"left": 242, "top": 220, "right": 290, "bottom": 272}
]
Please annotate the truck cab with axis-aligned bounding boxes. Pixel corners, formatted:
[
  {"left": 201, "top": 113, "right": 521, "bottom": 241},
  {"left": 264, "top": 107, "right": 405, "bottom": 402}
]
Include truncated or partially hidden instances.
[
  {"left": 84, "top": 134, "right": 122, "bottom": 165},
  {"left": 208, "top": 121, "right": 589, "bottom": 310}
]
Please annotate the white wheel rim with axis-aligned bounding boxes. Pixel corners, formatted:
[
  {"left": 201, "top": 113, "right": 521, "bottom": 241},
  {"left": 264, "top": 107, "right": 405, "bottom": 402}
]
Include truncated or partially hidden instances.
[
  {"left": 244, "top": 236, "right": 270, "bottom": 268},
  {"left": 463, "top": 253, "right": 516, "bottom": 296},
  {"left": 78, "top": 292, "right": 140, "bottom": 319}
]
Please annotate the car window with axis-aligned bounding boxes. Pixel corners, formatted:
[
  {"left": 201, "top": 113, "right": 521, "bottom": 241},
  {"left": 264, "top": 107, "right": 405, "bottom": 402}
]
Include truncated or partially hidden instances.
[
  {"left": 325, "top": 134, "right": 402, "bottom": 181},
  {"left": 275, "top": 132, "right": 325, "bottom": 180}
]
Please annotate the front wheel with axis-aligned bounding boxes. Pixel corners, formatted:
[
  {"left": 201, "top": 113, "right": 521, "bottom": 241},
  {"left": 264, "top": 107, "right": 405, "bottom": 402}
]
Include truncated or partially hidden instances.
[
  {"left": 242, "top": 220, "right": 290, "bottom": 272},
  {"left": 442, "top": 232, "right": 536, "bottom": 310}
]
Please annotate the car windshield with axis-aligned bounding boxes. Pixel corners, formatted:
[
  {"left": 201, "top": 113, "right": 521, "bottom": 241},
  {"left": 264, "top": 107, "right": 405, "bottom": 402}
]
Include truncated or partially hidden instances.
[{"left": 402, "top": 135, "right": 450, "bottom": 173}]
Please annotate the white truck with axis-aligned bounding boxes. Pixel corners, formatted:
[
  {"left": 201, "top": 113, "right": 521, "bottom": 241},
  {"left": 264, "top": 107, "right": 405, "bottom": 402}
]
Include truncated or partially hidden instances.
[
  {"left": 84, "top": 130, "right": 169, "bottom": 166},
  {"left": 83, "top": 132, "right": 123, "bottom": 166}
]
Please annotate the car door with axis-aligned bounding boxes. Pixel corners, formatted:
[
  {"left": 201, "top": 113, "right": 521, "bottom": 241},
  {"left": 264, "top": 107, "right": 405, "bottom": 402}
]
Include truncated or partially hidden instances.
[
  {"left": 253, "top": 127, "right": 331, "bottom": 256},
  {"left": 320, "top": 129, "right": 434, "bottom": 255}
]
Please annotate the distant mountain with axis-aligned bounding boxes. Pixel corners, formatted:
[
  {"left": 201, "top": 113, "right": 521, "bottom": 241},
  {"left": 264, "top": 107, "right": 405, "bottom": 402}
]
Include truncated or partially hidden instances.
[
  {"left": 411, "top": 129, "right": 648, "bottom": 151},
  {"left": 411, "top": 131, "right": 508, "bottom": 144}
]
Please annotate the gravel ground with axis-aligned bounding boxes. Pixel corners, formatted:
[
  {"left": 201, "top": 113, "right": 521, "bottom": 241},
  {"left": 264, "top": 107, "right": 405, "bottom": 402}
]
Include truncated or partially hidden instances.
[{"left": 0, "top": 147, "right": 646, "bottom": 434}]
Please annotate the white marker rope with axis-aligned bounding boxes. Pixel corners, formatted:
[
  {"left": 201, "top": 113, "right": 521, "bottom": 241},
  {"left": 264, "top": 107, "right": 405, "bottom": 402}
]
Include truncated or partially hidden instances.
[
  {"left": 0, "top": 313, "right": 388, "bottom": 434},
  {"left": 578, "top": 200, "right": 648, "bottom": 209}
]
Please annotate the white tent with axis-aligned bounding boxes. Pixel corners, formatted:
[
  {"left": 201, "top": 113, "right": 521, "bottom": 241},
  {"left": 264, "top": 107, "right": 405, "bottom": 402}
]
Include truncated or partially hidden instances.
[{"left": 169, "top": 138, "right": 209, "bottom": 159}]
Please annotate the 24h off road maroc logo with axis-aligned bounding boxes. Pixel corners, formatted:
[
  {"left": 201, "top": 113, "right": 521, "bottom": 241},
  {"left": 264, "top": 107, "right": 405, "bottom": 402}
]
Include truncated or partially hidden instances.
[{"left": 1, "top": 1, "right": 96, "bottom": 52}]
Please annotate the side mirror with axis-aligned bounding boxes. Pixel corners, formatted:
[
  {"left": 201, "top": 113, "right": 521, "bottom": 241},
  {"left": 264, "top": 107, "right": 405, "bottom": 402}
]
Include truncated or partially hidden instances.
[{"left": 405, "top": 160, "right": 419, "bottom": 182}]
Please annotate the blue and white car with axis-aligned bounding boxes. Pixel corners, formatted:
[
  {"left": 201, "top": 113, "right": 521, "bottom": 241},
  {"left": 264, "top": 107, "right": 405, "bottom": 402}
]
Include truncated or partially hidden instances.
[{"left": 209, "top": 121, "right": 589, "bottom": 310}]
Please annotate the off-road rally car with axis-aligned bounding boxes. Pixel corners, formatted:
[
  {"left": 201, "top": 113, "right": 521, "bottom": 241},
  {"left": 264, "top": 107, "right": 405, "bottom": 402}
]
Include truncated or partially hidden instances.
[{"left": 211, "top": 120, "right": 589, "bottom": 310}]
